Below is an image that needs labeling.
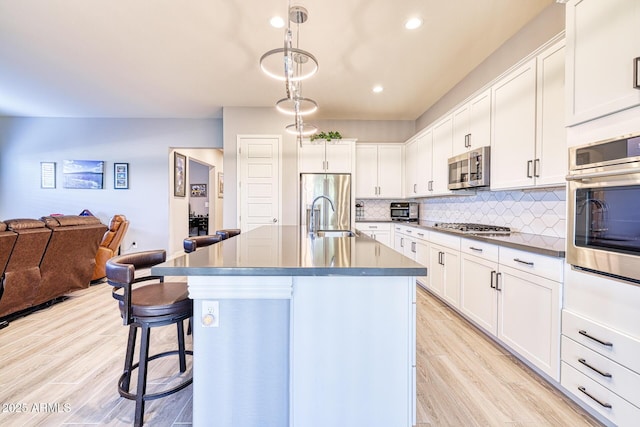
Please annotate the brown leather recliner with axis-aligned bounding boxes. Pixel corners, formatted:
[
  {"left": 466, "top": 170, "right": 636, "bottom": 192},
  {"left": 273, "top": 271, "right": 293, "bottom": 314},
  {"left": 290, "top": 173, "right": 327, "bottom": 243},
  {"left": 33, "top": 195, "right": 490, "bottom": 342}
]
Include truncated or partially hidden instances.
[
  {"left": 39, "top": 215, "right": 107, "bottom": 301},
  {"left": 0, "top": 222, "right": 18, "bottom": 301},
  {"left": 0, "top": 219, "right": 52, "bottom": 318},
  {"left": 92, "top": 214, "right": 130, "bottom": 282}
]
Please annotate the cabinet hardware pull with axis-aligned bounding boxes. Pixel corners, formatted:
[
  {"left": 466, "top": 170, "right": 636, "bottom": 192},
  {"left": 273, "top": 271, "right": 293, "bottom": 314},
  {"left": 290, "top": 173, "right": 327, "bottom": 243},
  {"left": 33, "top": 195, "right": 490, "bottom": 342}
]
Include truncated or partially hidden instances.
[
  {"left": 400, "top": 237, "right": 404, "bottom": 248},
  {"left": 414, "top": 183, "right": 417, "bottom": 193},
  {"left": 527, "top": 160, "right": 533, "bottom": 178},
  {"left": 464, "top": 134, "right": 470, "bottom": 148},
  {"left": 438, "top": 251, "right": 444, "bottom": 265},
  {"left": 578, "top": 330, "right": 613, "bottom": 347},
  {"left": 513, "top": 258, "right": 534, "bottom": 266},
  {"left": 417, "top": 233, "right": 424, "bottom": 237},
  {"left": 490, "top": 270, "right": 496, "bottom": 289},
  {"left": 534, "top": 158, "right": 540, "bottom": 178},
  {"left": 412, "top": 241, "right": 416, "bottom": 253},
  {"left": 370, "top": 226, "right": 377, "bottom": 229},
  {"left": 578, "top": 358, "right": 612, "bottom": 378},
  {"left": 577, "top": 386, "right": 612, "bottom": 409},
  {"left": 428, "top": 181, "right": 433, "bottom": 191},
  {"left": 496, "top": 272, "right": 502, "bottom": 291},
  {"left": 470, "top": 246, "right": 483, "bottom": 252}
]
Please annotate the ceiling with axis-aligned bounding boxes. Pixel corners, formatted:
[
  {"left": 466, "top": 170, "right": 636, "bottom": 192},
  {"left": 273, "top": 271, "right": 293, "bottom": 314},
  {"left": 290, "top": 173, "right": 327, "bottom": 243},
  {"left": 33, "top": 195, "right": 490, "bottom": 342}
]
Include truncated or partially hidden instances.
[{"left": 0, "top": 0, "right": 555, "bottom": 121}]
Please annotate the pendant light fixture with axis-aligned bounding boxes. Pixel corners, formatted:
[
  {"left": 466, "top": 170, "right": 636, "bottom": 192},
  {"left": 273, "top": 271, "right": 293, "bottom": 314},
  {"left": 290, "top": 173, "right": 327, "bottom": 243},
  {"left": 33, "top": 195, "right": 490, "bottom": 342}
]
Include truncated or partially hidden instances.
[{"left": 260, "top": 2, "right": 318, "bottom": 140}]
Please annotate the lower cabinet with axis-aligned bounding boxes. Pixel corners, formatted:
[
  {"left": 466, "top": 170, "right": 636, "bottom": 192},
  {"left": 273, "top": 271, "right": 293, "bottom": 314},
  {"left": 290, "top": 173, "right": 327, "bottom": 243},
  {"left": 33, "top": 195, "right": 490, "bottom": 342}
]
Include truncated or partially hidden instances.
[{"left": 460, "top": 239, "right": 561, "bottom": 380}]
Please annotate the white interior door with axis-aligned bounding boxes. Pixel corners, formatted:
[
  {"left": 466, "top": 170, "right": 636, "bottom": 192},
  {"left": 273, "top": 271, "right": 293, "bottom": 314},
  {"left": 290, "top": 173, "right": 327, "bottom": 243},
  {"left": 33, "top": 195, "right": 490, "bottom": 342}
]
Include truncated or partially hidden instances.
[{"left": 238, "top": 135, "right": 282, "bottom": 232}]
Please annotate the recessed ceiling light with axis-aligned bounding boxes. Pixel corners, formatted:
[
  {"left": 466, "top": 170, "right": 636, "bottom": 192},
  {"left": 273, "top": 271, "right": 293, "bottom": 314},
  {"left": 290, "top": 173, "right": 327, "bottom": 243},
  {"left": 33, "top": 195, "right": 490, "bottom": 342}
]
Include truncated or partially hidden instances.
[
  {"left": 405, "top": 17, "right": 423, "bottom": 30},
  {"left": 372, "top": 85, "right": 384, "bottom": 93},
  {"left": 270, "top": 16, "right": 285, "bottom": 28}
]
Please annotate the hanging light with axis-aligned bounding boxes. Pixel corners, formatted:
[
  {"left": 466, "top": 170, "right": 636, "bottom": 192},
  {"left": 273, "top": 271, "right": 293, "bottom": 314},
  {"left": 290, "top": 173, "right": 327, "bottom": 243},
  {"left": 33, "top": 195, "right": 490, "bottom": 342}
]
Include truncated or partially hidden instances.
[{"left": 260, "top": 2, "right": 319, "bottom": 138}]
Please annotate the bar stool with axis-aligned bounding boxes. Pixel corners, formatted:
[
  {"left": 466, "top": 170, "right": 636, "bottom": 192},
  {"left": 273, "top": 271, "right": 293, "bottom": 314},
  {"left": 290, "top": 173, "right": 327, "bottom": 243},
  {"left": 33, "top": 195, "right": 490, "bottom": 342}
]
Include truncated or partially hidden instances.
[
  {"left": 183, "top": 234, "right": 222, "bottom": 253},
  {"left": 106, "top": 250, "right": 193, "bottom": 427},
  {"left": 215, "top": 228, "right": 241, "bottom": 240}
]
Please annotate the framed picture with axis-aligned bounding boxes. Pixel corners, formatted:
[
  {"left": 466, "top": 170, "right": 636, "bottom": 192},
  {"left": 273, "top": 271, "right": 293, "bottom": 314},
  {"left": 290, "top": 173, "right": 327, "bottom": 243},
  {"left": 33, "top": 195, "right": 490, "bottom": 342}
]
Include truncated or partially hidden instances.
[
  {"left": 174, "top": 152, "right": 186, "bottom": 197},
  {"left": 114, "top": 163, "right": 129, "bottom": 189},
  {"left": 63, "top": 160, "right": 104, "bottom": 189},
  {"left": 191, "top": 183, "right": 207, "bottom": 197},
  {"left": 218, "top": 172, "right": 224, "bottom": 198},
  {"left": 40, "top": 162, "right": 56, "bottom": 189}
]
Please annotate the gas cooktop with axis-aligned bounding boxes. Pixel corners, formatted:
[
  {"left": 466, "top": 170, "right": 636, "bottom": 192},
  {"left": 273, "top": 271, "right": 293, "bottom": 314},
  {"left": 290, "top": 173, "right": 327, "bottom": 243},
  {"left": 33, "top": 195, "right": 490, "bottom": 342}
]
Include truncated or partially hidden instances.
[{"left": 433, "top": 222, "right": 511, "bottom": 235}]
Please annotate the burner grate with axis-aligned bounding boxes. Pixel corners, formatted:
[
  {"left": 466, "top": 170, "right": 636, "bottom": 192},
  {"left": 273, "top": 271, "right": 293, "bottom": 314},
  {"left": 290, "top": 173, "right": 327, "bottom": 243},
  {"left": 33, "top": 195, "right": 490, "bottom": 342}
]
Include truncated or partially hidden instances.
[{"left": 433, "top": 222, "right": 511, "bottom": 235}]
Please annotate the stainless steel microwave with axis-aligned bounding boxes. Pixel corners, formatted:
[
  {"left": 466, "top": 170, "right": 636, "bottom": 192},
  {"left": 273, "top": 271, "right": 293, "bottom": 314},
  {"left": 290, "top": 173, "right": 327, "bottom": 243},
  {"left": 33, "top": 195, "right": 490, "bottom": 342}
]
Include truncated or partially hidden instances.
[{"left": 448, "top": 146, "right": 491, "bottom": 190}]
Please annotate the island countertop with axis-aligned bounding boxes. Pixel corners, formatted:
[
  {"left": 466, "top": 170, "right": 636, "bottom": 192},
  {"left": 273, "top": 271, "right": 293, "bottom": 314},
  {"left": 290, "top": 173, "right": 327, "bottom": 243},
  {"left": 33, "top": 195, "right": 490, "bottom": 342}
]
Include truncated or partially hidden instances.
[{"left": 152, "top": 225, "right": 427, "bottom": 277}]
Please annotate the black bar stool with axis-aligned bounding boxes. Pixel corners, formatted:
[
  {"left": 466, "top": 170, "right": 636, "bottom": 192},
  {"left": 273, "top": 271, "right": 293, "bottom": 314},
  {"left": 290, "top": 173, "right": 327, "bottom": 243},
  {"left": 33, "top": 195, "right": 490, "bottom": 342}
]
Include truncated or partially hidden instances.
[
  {"left": 215, "top": 228, "right": 241, "bottom": 240},
  {"left": 183, "top": 234, "right": 222, "bottom": 253},
  {"left": 106, "top": 250, "right": 193, "bottom": 427}
]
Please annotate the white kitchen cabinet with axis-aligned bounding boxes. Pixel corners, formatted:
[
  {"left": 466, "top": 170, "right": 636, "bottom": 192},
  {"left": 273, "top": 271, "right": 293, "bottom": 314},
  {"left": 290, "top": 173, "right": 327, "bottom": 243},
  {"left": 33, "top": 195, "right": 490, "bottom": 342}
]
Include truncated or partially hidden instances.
[
  {"left": 498, "top": 264, "right": 561, "bottom": 380},
  {"left": 565, "top": 0, "right": 640, "bottom": 126},
  {"left": 430, "top": 116, "right": 453, "bottom": 195},
  {"left": 491, "top": 39, "right": 566, "bottom": 190},
  {"left": 427, "top": 231, "right": 460, "bottom": 307},
  {"left": 460, "top": 240, "right": 500, "bottom": 335},
  {"left": 393, "top": 225, "right": 429, "bottom": 286},
  {"left": 562, "top": 266, "right": 640, "bottom": 426},
  {"left": 355, "top": 144, "right": 403, "bottom": 199},
  {"left": 355, "top": 222, "right": 392, "bottom": 248},
  {"left": 491, "top": 58, "right": 537, "bottom": 190},
  {"left": 452, "top": 89, "right": 491, "bottom": 156},
  {"left": 534, "top": 39, "right": 567, "bottom": 187},
  {"left": 404, "top": 130, "right": 432, "bottom": 198},
  {"left": 299, "top": 138, "right": 355, "bottom": 173}
]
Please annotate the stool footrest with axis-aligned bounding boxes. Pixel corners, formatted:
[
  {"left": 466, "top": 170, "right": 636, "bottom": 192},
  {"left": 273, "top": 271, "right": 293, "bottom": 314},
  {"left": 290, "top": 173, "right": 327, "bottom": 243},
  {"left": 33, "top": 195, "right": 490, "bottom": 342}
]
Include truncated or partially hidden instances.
[{"left": 118, "top": 350, "right": 193, "bottom": 401}]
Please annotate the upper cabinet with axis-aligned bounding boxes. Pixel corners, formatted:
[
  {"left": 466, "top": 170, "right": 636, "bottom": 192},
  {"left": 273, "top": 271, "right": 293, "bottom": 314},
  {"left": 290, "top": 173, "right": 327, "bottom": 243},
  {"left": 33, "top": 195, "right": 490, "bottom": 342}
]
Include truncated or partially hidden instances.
[
  {"left": 566, "top": 0, "right": 640, "bottom": 125},
  {"left": 298, "top": 138, "right": 355, "bottom": 173},
  {"left": 491, "top": 39, "right": 567, "bottom": 190},
  {"left": 452, "top": 89, "right": 491, "bottom": 156},
  {"left": 405, "top": 128, "right": 434, "bottom": 198},
  {"left": 355, "top": 144, "right": 403, "bottom": 199},
  {"left": 431, "top": 116, "right": 453, "bottom": 195}
]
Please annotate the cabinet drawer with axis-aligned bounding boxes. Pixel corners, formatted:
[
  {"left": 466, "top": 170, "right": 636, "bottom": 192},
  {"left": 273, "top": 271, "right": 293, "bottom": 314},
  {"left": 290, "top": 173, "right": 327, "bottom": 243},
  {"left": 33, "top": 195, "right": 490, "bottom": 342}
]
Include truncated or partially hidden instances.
[
  {"left": 562, "top": 310, "right": 640, "bottom": 375},
  {"left": 460, "top": 238, "right": 499, "bottom": 263},
  {"left": 429, "top": 231, "right": 460, "bottom": 251},
  {"left": 499, "top": 246, "right": 562, "bottom": 282},
  {"left": 562, "top": 336, "right": 640, "bottom": 408},
  {"left": 356, "top": 222, "right": 391, "bottom": 232},
  {"left": 413, "top": 228, "right": 429, "bottom": 242},
  {"left": 561, "top": 362, "right": 640, "bottom": 426}
]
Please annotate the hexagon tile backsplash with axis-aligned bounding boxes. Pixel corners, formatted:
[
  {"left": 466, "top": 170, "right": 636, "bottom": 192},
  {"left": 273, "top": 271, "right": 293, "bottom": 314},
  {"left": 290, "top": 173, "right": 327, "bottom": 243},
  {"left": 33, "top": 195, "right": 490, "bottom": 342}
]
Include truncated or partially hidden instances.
[{"left": 356, "top": 187, "right": 566, "bottom": 238}]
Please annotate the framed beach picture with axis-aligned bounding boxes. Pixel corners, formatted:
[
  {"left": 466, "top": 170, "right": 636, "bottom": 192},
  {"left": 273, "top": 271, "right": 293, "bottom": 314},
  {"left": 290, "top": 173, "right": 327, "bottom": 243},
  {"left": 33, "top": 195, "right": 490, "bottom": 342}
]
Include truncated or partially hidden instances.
[
  {"left": 114, "top": 163, "right": 129, "bottom": 189},
  {"left": 63, "top": 160, "right": 104, "bottom": 189},
  {"left": 174, "top": 152, "right": 186, "bottom": 197}
]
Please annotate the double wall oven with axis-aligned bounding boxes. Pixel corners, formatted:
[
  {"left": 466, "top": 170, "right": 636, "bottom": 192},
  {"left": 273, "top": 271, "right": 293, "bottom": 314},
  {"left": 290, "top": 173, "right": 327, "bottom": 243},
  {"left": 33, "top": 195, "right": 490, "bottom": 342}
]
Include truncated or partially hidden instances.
[{"left": 566, "top": 133, "right": 640, "bottom": 284}]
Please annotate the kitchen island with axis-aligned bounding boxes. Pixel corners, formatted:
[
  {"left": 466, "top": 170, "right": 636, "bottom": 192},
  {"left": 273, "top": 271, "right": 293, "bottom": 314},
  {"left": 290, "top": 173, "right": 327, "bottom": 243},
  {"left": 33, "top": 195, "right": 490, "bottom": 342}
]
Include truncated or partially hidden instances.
[{"left": 152, "top": 225, "right": 426, "bottom": 427}]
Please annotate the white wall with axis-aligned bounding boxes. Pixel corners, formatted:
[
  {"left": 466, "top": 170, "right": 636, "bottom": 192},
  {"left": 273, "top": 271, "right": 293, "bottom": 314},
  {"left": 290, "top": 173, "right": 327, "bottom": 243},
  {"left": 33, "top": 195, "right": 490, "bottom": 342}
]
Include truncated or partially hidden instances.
[{"left": 0, "top": 117, "right": 222, "bottom": 256}]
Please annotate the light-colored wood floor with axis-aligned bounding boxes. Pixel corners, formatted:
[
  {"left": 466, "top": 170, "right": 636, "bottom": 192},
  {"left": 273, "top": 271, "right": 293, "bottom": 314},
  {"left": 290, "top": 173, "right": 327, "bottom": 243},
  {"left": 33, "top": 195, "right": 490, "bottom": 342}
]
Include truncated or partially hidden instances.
[{"left": 0, "top": 282, "right": 602, "bottom": 426}]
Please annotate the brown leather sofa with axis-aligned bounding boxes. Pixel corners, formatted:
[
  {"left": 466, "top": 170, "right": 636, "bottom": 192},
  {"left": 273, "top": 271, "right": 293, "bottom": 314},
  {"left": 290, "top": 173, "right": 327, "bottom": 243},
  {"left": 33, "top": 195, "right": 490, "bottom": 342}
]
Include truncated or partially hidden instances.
[
  {"left": 0, "top": 221, "right": 18, "bottom": 294},
  {"left": 0, "top": 215, "right": 107, "bottom": 319},
  {"left": 92, "top": 214, "right": 129, "bottom": 282}
]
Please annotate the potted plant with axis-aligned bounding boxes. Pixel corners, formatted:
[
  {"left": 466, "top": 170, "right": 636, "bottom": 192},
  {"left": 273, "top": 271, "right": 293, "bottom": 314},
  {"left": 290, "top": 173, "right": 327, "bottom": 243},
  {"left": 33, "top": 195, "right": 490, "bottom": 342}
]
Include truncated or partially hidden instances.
[{"left": 310, "top": 131, "right": 342, "bottom": 142}]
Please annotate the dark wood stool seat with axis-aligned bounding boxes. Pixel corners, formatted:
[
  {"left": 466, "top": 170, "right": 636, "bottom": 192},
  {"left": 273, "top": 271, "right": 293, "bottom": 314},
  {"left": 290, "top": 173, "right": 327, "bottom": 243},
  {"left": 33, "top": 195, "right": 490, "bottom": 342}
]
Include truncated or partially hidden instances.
[
  {"left": 183, "top": 234, "right": 222, "bottom": 253},
  {"left": 106, "top": 250, "right": 193, "bottom": 427}
]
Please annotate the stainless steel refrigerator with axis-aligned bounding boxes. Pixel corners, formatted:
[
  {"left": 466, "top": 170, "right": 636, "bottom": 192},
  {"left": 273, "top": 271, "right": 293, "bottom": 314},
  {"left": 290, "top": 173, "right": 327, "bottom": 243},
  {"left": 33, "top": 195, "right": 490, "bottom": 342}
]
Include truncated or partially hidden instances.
[{"left": 300, "top": 173, "right": 351, "bottom": 231}]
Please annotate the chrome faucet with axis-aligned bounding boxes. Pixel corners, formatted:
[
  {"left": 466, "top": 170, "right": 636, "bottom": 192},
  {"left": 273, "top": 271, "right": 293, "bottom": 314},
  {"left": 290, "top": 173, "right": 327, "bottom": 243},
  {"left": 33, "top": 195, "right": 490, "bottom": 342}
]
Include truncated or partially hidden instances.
[{"left": 309, "top": 195, "right": 335, "bottom": 233}]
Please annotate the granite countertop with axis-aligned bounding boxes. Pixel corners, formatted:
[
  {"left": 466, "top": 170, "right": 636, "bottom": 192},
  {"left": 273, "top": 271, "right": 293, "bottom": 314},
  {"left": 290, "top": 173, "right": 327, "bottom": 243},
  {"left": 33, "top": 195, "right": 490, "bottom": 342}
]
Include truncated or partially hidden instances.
[
  {"left": 356, "top": 219, "right": 566, "bottom": 258},
  {"left": 152, "top": 225, "right": 427, "bottom": 277}
]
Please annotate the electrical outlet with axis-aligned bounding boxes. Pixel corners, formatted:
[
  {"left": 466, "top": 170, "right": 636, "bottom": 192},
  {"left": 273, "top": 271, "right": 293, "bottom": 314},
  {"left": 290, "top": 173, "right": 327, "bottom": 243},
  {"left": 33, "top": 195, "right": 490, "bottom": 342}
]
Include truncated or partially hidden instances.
[
  {"left": 201, "top": 300, "right": 219, "bottom": 328},
  {"left": 131, "top": 241, "right": 137, "bottom": 249}
]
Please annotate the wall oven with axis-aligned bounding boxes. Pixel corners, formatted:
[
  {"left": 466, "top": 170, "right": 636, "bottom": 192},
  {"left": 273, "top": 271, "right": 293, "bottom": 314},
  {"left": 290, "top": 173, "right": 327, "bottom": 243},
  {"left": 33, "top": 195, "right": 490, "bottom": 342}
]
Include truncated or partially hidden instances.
[{"left": 566, "top": 133, "right": 640, "bottom": 284}]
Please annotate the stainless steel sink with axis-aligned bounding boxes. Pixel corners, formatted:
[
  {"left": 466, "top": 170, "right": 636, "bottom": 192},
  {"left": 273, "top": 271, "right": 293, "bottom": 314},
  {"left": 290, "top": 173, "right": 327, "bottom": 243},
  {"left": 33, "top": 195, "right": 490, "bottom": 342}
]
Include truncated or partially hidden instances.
[{"left": 315, "top": 230, "right": 355, "bottom": 237}]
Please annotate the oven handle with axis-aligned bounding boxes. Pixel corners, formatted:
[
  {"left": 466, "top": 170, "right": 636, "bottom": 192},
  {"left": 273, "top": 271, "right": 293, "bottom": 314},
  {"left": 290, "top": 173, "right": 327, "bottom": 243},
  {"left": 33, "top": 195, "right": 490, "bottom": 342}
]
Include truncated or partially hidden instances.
[{"left": 566, "top": 167, "right": 640, "bottom": 181}]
